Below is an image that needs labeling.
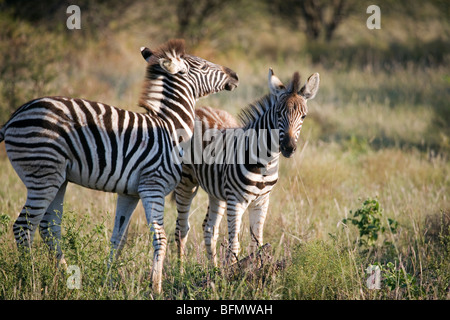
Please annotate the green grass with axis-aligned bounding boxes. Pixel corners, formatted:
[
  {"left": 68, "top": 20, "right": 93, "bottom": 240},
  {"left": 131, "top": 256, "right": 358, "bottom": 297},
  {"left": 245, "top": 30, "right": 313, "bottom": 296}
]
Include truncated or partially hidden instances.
[{"left": 0, "top": 0, "right": 449, "bottom": 300}]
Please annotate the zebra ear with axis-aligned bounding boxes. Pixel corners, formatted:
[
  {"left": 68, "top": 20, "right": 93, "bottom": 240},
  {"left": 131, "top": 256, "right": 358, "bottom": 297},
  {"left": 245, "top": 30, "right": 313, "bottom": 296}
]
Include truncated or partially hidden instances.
[
  {"left": 140, "top": 47, "right": 153, "bottom": 62},
  {"left": 268, "top": 68, "right": 286, "bottom": 96},
  {"left": 299, "top": 73, "right": 320, "bottom": 100},
  {"left": 159, "top": 58, "right": 179, "bottom": 74},
  {"left": 159, "top": 57, "right": 186, "bottom": 75}
]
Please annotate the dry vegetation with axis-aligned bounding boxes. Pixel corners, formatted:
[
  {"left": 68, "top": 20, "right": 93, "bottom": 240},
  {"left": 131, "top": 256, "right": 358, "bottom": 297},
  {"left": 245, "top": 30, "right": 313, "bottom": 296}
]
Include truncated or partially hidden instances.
[{"left": 0, "top": 0, "right": 449, "bottom": 300}]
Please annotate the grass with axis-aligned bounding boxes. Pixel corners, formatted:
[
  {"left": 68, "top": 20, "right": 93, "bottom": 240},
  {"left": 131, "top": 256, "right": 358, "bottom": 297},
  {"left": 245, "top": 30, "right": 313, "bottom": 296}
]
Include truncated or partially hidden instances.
[
  {"left": 1, "top": 138, "right": 448, "bottom": 300},
  {"left": 0, "top": 0, "right": 449, "bottom": 300}
]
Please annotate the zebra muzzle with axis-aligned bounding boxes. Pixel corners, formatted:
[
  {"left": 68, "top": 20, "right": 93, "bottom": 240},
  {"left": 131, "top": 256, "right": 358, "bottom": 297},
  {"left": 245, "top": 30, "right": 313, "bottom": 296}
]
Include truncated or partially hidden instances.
[
  {"left": 280, "top": 138, "right": 297, "bottom": 158},
  {"left": 222, "top": 67, "right": 239, "bottom": 91}
]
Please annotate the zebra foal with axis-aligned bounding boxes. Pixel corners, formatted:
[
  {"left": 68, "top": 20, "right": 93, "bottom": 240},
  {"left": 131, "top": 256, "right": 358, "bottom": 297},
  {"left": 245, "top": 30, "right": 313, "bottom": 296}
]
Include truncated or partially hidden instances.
[
  {"left": 174, "top": 68, "right": 319, "bottom": 266},
  {"left": 0, "top": 39, "right": 238, "bottom": 293}
]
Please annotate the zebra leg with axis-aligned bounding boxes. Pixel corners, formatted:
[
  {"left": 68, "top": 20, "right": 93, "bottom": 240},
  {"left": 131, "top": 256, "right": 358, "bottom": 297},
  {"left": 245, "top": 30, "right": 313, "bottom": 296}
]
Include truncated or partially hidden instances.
[
  {"left": 225, "top": 199, "right": 248, "bottom": 265},
  {"left": 140, "top": 190, "right": 167, "bottom": 294},
  {"left": 38, "top": 180, "right": 68, "bottom": 267},
  {"left": 13, "top": 183, "right": 66, "bottom": 254},
  {"left": 174, "top": 168, "right": 199, "bottom": 262},
  {"left": 108, "top": 194, "right": 140, "bottom": 265},
  {"left": 247, "top": 195, "right": 270, "bottom": 253},
  {"left": 202, "top": 196, "right": 226, "bottom": 267}
]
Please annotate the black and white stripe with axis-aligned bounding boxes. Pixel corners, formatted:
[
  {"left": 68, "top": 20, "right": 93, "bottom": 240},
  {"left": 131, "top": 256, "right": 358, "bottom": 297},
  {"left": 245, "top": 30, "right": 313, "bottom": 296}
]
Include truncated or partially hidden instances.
[
  {"left": 174, "top": 69, "right": 319, "bottom": 265},
  {"left": 0, "top": 39, "right": 238, "bottom": 293}
]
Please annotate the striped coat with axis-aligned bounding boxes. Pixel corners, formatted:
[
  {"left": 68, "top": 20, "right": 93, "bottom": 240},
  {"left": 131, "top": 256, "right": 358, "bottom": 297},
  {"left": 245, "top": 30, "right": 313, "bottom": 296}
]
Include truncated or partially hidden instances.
[{"left": 174, "top": 69, "right": 319, "bottom": 266}]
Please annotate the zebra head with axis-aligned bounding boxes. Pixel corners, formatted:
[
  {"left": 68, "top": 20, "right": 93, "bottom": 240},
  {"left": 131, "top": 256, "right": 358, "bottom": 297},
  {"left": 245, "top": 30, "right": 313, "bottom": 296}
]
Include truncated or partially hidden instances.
[
  {"left": 268, "top": 68, "right": 320, "bottom": 158},
  {"left": 141, "top": 39, "right": 239, "bottom": 100}
]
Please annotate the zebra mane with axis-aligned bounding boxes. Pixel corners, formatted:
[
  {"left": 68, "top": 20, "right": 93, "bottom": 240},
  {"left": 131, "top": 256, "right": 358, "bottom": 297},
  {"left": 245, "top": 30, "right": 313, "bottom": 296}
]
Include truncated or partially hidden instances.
[
  {"left": 149, "top": 39, "right": 186, "bottom": 62},
  {"left": 238, "top": 94, "right": 275, "bottom": 129}
]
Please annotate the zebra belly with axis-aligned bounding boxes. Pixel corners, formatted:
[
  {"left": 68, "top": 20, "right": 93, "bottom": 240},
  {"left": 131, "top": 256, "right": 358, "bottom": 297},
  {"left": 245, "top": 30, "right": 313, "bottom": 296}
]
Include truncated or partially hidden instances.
[
  {"left": 192, "top": 162, "right": 278, "bottom": 203},
  {"left": 194, "top": 163, "right": 227, "bottom": 200},
  {"left": 65, "top": 137, "right": 167, "bottom": 196},
  {"left": 66, "top": 165, "right": 141, "bottom": 195}
]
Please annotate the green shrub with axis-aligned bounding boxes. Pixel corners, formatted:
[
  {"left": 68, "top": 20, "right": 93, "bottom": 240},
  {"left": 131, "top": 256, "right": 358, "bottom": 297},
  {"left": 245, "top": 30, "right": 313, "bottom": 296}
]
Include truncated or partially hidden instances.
[
  {"left": 0, "top": 213, "right": 11, "bottom": 237},
  {"left": 342, "top": 198, "right": 398, "bottom": 248}
]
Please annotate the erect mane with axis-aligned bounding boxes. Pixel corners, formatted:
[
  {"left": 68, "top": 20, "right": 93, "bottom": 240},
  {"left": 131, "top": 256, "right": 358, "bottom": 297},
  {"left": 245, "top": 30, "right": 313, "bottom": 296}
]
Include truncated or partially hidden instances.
[
  {"left": 291, "top": 72, "right": 301, "bottom": 93},
  {"left": 149, "top": 39, "right": 186, "bottom": 62},
  {"left": 237, "top": 94, "right": 275, "bottom": 129}
]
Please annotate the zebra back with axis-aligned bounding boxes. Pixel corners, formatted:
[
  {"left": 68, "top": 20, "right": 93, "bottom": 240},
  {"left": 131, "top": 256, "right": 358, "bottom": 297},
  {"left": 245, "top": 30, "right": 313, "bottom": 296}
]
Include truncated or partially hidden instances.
[{"left": 195, "top": 106, "right": 240, "bottom": 130}]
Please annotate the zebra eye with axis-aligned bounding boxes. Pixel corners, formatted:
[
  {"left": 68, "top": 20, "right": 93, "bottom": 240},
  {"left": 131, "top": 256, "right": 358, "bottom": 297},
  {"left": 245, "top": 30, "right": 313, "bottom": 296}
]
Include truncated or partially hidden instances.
[
  {"left": 201, "top": 63, "right": 208, "bottom": 71},
  {"left": 301, "top": 115, "right": 306, "bottom": 120}
]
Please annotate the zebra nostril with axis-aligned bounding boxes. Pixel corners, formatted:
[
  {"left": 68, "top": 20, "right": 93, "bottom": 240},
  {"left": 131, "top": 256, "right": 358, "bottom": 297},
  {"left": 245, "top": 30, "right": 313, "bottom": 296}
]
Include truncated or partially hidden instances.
[
  {"left": 280, "top": 138, "right": 297, "bottom": 157},
  {"left": 225, "top": 81, "right": 238, "bottom": 91}
]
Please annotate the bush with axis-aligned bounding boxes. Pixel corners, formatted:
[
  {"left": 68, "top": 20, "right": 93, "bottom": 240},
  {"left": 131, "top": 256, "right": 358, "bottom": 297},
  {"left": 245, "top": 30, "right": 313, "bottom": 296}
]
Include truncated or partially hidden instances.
[{"left": 342, "top": 198, "right": 398, "bottom": 248}]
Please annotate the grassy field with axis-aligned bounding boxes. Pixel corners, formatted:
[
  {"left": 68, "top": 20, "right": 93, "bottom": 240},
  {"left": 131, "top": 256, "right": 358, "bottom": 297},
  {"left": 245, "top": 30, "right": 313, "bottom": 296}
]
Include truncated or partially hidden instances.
[{"left": 0, "top": 1, "right": 449, "bottom": 300}]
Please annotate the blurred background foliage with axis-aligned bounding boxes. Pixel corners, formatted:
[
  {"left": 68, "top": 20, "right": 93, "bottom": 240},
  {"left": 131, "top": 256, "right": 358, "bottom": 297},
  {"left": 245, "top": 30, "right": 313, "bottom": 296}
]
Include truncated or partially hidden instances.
[{"left": 0, "top": 0, "right": 449, "bottom": 154}]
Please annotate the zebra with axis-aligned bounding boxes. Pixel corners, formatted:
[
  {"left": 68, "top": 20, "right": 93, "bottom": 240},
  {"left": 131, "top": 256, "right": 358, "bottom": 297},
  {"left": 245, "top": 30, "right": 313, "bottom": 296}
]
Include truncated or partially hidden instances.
[
  {"left": 0, "top": 39, "right": 239, "bottom": 293},
  {"left": 173, "top": 68, "right": 319, "bottom": 266}
]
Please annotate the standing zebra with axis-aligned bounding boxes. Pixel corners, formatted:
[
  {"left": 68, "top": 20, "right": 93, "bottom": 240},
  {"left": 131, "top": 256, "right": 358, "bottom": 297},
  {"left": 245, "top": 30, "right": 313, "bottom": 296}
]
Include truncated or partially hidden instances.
[
  {"left": 174, "top": 69, "right": 319, "bottom": 266},
  {"left": 0, "top": 39, "right": 239, "bottom": 293}
]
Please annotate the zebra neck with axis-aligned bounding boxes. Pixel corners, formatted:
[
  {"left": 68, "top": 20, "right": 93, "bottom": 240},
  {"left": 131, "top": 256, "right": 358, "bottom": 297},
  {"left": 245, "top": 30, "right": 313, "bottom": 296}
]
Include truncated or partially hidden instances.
[
  {"left": 139, "top": 75, "right": 196, "bottom": 135},
  {"left": 264, "top": 154, "right": 280, "bottom": 174},
  {"left": 244, "top": 123, "right": 280, "bottom": 168},
  {"left": 250, "top": 106, "right": 280, "bottom": 163}
]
